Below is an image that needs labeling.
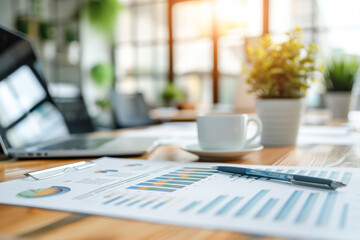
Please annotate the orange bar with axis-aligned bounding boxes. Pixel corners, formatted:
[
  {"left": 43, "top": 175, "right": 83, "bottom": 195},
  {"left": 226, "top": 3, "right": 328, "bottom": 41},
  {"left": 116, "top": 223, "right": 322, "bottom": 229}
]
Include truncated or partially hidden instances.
[{"left": 156, "top": 180, "right": 168, "bottom": 183}]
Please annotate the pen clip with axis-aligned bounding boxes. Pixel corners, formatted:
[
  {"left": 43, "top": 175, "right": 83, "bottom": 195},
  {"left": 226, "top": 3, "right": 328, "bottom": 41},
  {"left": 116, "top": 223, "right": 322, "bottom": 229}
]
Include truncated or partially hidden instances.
[
  {"left": 24, "top": 161, "right": 95, "bottom": 180},
  {"left": 290, "top": 179, "right": 333, "bottom": 189}
]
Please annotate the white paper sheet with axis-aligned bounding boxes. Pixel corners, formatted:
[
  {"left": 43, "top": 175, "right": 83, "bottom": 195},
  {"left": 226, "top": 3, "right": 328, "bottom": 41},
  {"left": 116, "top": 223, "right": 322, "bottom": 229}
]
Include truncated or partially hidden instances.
[
  {"left": 297, "top": 125, "right": 360, "bottom": 145},
  {"left": 0, "top": 157, "right": 359, "bottom": 240}
]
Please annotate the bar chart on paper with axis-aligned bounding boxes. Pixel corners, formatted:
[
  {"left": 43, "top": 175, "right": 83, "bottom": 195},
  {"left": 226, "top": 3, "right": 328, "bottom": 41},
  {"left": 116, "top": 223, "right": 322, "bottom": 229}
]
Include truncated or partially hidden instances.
[
  {"left": 93, "top": 164, "right": 359, "bottom": 239},
  {"left": 0, "top": 158, "right": 359, "bottom": 240}
]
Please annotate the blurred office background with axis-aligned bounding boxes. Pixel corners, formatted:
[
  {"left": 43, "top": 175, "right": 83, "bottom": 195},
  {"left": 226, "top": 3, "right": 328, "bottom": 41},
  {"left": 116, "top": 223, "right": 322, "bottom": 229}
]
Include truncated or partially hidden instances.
[{"left": 0, "top": 0, "right": 359, "bottom": 129}]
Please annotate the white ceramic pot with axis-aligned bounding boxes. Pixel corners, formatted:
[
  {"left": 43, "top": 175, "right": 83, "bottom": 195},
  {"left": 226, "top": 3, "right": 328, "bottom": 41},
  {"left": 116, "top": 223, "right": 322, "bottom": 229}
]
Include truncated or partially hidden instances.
[
  {"left": 256, "top": 98, "right": 305, "bottom": 146},
  {"left": 325, "top": 92, "right": 351, "bottom": 119}
]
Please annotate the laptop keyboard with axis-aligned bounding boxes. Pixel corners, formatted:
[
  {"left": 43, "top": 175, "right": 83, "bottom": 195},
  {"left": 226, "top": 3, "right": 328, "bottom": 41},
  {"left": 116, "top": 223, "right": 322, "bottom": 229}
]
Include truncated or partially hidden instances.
[{"left": 39, "top": 138, "right": 111, "bottom": 150}]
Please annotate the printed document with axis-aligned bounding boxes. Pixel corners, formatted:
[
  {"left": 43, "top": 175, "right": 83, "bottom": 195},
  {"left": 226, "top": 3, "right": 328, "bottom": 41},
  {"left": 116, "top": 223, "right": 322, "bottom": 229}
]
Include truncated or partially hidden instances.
[{"left": 0, "top": 157, "right": 359, "bottom": 239}]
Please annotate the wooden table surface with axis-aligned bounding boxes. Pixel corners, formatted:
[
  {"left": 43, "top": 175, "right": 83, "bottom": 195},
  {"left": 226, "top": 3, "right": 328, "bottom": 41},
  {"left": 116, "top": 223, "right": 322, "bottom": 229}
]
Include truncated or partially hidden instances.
[{"left": 0, "top": 128, "right": 359, "bottom": 240}]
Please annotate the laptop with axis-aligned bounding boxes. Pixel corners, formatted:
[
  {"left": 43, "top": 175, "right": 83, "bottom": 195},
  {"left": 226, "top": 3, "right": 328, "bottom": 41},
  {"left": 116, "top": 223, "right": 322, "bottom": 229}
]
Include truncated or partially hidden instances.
[{"left": 0, "top": 26, "right": 158, "bottom": 159}]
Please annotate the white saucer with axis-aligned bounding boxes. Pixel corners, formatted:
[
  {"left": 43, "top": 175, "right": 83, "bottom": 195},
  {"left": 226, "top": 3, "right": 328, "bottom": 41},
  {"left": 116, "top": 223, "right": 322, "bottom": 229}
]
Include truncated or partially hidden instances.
[{"left": 181, "top": 144, "right": 264, "bottom": 160}]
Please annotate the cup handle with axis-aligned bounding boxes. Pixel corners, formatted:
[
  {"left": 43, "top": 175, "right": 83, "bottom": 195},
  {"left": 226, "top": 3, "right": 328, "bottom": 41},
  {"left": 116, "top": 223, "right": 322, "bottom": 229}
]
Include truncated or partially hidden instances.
[{"left": 245, "top": 117, "right": 263, "bottom": 146}]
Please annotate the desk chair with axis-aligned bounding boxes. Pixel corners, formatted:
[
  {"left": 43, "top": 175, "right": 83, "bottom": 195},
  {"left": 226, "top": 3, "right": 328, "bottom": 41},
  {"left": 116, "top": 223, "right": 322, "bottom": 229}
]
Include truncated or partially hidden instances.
[
  {"left": 109, "top": 90, "right": 160, "bottom": 128},
  {"left": 53, "top": 96, "right": 94, "bottom": 134}
]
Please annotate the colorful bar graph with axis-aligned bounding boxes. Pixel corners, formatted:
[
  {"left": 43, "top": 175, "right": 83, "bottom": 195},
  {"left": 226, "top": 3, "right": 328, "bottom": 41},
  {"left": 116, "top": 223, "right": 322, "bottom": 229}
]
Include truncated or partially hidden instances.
[
  {"left": 103, "top": 196, "right": 123, "bottom": 205},
  {"left": 318, "top": 171, "right": 328, "bottom": 178},
  {"left": 154, "top": 177, "right": 200, "bottom": 182},
  {"left": 146, "top": 179, "right": 192, "bottom": 186},
  {"left": 295, "top": 193, "right": 319, "bottom": 223},
  {"left": 341, "top": 172, "right": 352, "bottom": 184},
  {"left": 137, "top": 182, "right": 185, "bottom": 189},
  {"left": 216, "top": 196, "right": 243, "bottom": 216},
  {"left": 254, "top": 198, "right": 278, "bottom": 219},
  {"left": 235, "top": 190, "right": 269, "bottom": 217},
  {"left": 316, "top": 192, "right": 337, "bottom": 226},
  {"left": 172, "top": 171, "right": 213, "bottom": 176},
  {"left": 274, "top": 190, "right": 303, "bottom": 221},
  {"left": 308, "top": 170, "right": 317, "bottom": 176},
  {"left": 329, "top": 171, "right": 339, "bottom": 180},
  {"left": 127, "top": 186, "right": 175, "bottom": 192},
  {"left": 339, "top": 204, "right": 349, "bottom": 229},
  {"left": 161, "top": 174, "right": 204, "bottom": 180},
  {"left": 198, "top": 195, "right": 227, "bottom": 214},
  {"left": 181, "top": 201, "right": 201, "bottom": 213}
]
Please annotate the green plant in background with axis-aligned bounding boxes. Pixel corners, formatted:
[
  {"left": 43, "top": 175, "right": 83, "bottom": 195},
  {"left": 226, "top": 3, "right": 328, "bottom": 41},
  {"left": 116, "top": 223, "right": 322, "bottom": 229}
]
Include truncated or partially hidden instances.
[
  {"left": 245, "top": 28, "right": 318, "bottom": 98},
  {"left": 38, "top": 22, "right": 53, "bottom": 41},
  {"left": 162, "top": 83, "right": 185, "bottom": 106},
  {"left": 83, "top": 0, "right": 123, "bottom": 38},
  {"left": 65, "top": 28, "right": 78, "bottom": 44},
  {"left": 91, "top": 62, "right": 114, "bottom": 110},
  {"left": 15, "top": 16, "right": 29, "bottom": 34},
  {"left": 323, "top": 53, "right": 360, "bottom": 92},
  {"left": 91, "top": 63, "right": 114, "bottom": 88}
]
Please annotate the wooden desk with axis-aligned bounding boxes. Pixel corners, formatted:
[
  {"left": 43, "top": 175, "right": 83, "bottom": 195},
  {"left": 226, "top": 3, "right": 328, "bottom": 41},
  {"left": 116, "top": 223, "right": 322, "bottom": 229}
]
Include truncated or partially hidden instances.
[{"left": 0, "top": 131, "right": 359, "bottom": 240}]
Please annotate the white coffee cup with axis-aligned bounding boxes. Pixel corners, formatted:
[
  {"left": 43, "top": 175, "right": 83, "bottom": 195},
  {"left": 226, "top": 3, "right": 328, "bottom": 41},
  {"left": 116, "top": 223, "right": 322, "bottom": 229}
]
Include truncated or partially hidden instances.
[{"left": 196, "top": 114, "right": 262, "bottom": 150}]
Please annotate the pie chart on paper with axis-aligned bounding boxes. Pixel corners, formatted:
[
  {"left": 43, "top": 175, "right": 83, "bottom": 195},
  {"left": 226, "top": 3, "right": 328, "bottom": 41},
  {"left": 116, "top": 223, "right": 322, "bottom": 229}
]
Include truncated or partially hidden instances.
[{"left": 17, "top": 186, "right": 70, "bottom": 198}]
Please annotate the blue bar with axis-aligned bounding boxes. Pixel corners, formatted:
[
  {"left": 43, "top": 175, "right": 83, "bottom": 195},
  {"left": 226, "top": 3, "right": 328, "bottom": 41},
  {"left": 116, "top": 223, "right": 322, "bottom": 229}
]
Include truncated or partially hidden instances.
[
  {"left": 153, "top": 200, "right": 168, "bottom": 209},
  {"left": 295, "top": 193, "right": 319, "bottom": 223},
  {"left": 103, "top": 196, "right": 123, "bottom": 205},
  {"left": 234, "top": 190, "right": 269, "bottom": 217},
  {"left": 316, "top": 192, "right": 337, "bottom": 226},
  {"left": 318, "top": 171, "right": 328, "bottom": 178},
  {"left": 146, "top": 179, "right": 192, "bottom": 186},
  {"left": 341, "top": 172, "right": 352, "bottom": 184},
  {"left": 127, "top": 199, "right": 142, "bottom": 207},
  {"left": 298, "top": 170, "right": 307, "bottom": 175},
  {"left": 308, "top": 170, "right": 317, "bottom": 176},
  {"left": 198, "top": 195, "right": 227, "bottom": 214},
  {"left": 286, "top": 169, "right": 295, "bottom": 173},
  {"left": 274, "top": 190, "right": 303, "bottom": 221},
  {"left": 254, "top": 198, "right": 278, "bottom": 219},
  {"left": 115, "top": 198, "right": 131, "bottom": 206},
  {"left": 139, "top": 200, "right": 155, "bottom": 208},
  {"left": 329, "top": 171, "right": 339, "bottom": 180},
  {"left": 339, "top": 204, "right": 349, "bottom": 229},
  {"left": 180, "top": 201, "right": 201, "bottom": 212},
  {"left": 137, "top": 182, "right": 184, "bottom": 189},
  {"left": 216, "top": 197, "right": 243, "bottom": 216}
]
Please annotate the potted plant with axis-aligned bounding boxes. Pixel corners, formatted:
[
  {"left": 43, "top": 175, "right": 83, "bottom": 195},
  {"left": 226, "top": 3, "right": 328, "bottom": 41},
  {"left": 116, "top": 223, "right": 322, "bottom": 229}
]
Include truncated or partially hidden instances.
[
  {"left": 162, "top": 82, "right": 185, "bottom": 108},
  {"left": 323, "top": 53, "right": 360, "bottom": 119},
  {"left": 245, "top": 28, "right": 318, "bottom": 146},
  {"left": 38, "top": 21, "right": 56, "bottom": 60}
]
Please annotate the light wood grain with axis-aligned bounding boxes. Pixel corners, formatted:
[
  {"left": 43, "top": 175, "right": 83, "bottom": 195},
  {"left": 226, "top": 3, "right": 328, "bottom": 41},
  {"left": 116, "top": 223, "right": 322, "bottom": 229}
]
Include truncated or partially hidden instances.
[{"left": 0, "top": 127, "right": 358, "bottom": 239}]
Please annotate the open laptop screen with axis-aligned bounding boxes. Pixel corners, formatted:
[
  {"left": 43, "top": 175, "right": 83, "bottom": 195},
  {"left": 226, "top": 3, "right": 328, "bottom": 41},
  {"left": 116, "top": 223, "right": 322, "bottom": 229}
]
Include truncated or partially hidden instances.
[{"left": 0, "top": 27, "right": 69, "bottom": 150}]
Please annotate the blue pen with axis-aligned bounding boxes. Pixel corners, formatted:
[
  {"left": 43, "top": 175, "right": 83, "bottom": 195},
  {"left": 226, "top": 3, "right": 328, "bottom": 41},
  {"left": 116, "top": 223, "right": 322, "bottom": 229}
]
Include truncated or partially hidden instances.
[{"left": 212, "top": 166, "right": 346, "bottom": 190}]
